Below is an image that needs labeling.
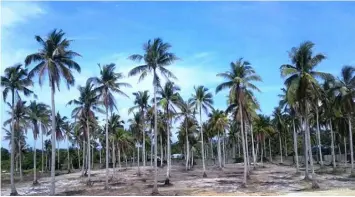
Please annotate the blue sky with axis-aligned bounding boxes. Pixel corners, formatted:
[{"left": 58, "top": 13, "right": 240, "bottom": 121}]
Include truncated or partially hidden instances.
[{"left": 1, "top": 1, "right": 355, "bottom": 150}]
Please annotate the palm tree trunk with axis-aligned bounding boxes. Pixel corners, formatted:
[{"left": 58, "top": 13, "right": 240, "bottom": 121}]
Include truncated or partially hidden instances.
[
  {"left": 78, "top": 146, "right": 81, "bottom": 169},
  {"left": 124, "top": 153, "right": 128, "bottom": 168},
  {"left": 19, "top": 141, "right": 23, "bottom": 181},
  {"left": 268, "top": 138, "right": 272, "bottom": 162},
  {"left": 99, "top": 148, "right": 101, "bottom": 166},
  {"left": 344, "top": 137, "right": 347, "bottom": 166},
  {"left": 292, "top": 119, "right": 299, "bottom": 172},
  {"left": 33, "top": 137, "right": 38, "bottom": 184},
  {"left": 67, "top": 141, "right": 70, "bottom": 173},
  {"left": 10, "top": 90, "right": 18, "bottom": 195},
  {"left": 251, "top": 124, "right": 256, "bottom": 168},
  {"left": 57, "top": 142, "right": 60, "bottom": 170},
  {"left": 284, "top": 136, "right": 288, "bottom": 157},
  {"left": 305, "top": 117, "right": 315, "bottom": 176},
  {"left": 239, "top": 107, "right": 247, "bottom": 186},
  {"left": 143, "top": 118, "right": 146, "bottom": 167},
  {"left": 150, "top": 132, "right": 153, "bottom": 167},
  {"left": 279, "top": 132, "right": 283, "bottom": 164},
  {"left": 238, "top": 134, "right": 241, "bottom": 158},
  {"left": 199, "top": 105, "right": 207, "bottom": 177},
  {"left": 166, "top": 106, "right": 171, "bottom": 182},
  {"left": 217, "top": 131, "right": 221, "bottom": 168},
  {"left": 222, "top": 133, "right": 226, "bottom": 167},
  {"left": 152, "top": 80, "right": 158, "bottom": 194},
  {"left": 46, "top": 152, "right": 48, "bottom": 172},
  {"left": 160, "top": 134, "right": 163, "bottom": 167},
  {"left": 87, "top": 118, "right": 91, "bottom": 181},
  {"left": 118, "top": 146, "right": 121, "bottom": 170},
  {"left": 348, "top": 116, "right": 354, "bottom": 170},
  {"left": 191, "top": 148, "right": 194, "bottom": 168},
  {"left": 112, "top": 141, "right": 116, "bottom": 176},
  {"left": 81, "top": 142, "right": 86, "bottom": 176},
  {"left": 260, "top": 140, "right": 264, "bottom": 166},
  {"left": 91, "top": 146, "right": 93, "bottom": 169},
  {"left": 185, "top": 119, "right": 190, "bottom": 171},
  {"left": 315, "top": 108, "right": 323, "bottom": 167},
  {"left": 329, "top": 120, "right": 336, "bottom": 169},
  {"left": 245, "top": 123, "right": 250, "bottom": 172},
  {"left": 210, "top": 139, "right": 214, "bottom": 159},
  {"left": 41, "top": 125, "right": 44, "bottom": 173},
  {"left": 50, "top": 85, "right": 56, "bottom": 195},
  {"left": 137, "top": 143, "right": 141, "bottom": 175},
  {"left": 263, "top": 137, "right": 266, "bottom": 161},
  {"left": 105, "top": 106, "right": 109, "bottom": 189}
]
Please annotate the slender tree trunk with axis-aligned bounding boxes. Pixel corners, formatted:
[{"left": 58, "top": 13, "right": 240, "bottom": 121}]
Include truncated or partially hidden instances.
[
  {"left": 279, "top": 132, "right": 283, "bottom": 163},
  {"left": 67, "top": 141, "right": 70, "bottom": 173},
  {"left": 78, "top": 146, "right": 81, "bottom": 169},
  {"left": 166, "top": 106, "right": 171, "bottom": 182},
  {"left": 87, "top": 118, "right": 91, "bottom": 182},
  {"left": 160, "top": 134, "right": 163, "bottom": 167},
  {"left": 217, "top": 131, "right": 221, "bottom": 168},
  {"left": 46, "top": 152, "right": 48, "bottom": 172},
  {"left": 118, "top": 147, "right": 121, "bottom": 170},
  {"left": 232, "top": 137, "right": 236, "bottom": 159},
  {"left": 92, "top": 146, "right": 93, "bottom": 169},
  {"left": 269, "top": 138, "right": 272, "bottom": 162},
  {"left": 191, "top": 149, "right": 194, "bottom": 168},
  {"left": 303, "top": 126, "right": 310, "bottom": 179},
  {"left": 344, "top": 137, "right": 347, "bottom": 166},
  {"left": 143, "top": 117, "right": 146, "bottom": 167},
  {"left": 41, "top": 125, "right": 44, "bottom": 173},
  {"left": 263, "top": 137, "right": 266, "bottom": 160},
  {"left": 199, "top": 105, "right": 207, "bottom": 177},
  {"left": 33, "top": 137, "right": 38, "bottom": 184},
  {"left": 222, "top": 132, "right": 226, "bottom": 167},
  {"left": 105, "top": 106, "right": 109, "bottom": 189},
  {"left": 137, "top": 143, "right": 141, "bottom": 175},
  {"left": 315, "top": 108, "right": 323, "bottom": 167},
  {"left": 99, "top": 148, "right": 101, "bottom": 166},
  {"left": 293, "top": 119, "right": 299, "bottom": 173},
  {"left": 251, "top": 124, "right": 256, "bottom": 168},
  {"left": 239, "top": 107, "right": 247, "bottom": 186},
  {"left": 348, "top": 116, "right": 354, "bottom": 170},
  {"left": 19, "top": 141, "right": 23, "bottom": 181},
  {"left": 305, "top": 116, "right": 315, "bottom": 176},
  {"left": 185, "top": 119, "right": 190, "bottom": 171},
  {"left": 57, "top": 142, "right": 60, "bottom": 170},
  {"left": 112, "top": 141, "right": 116, "bottom": 176},
  {"left": 238, "top": 134, "right": 241, "bottom": 158},
  {"left": 261, "top": 140, "right": 264, "bottom": 166},
  {"left": 50, "top": 86, "right": 56, "bottom": 195},
  {"left": 285, "top": 136, "right": 288, "bottom": 157},
  {"left": 150, "top": 132, "right": 153, "bottom": 167},
  {"left": 152, "top": 81, "right": 158, "bottom": 194},
  {"left": 210, "top": 139, "right": 214, "bottom": 159},
  {"left": 81, "top": 143, "right": 86, "bottom": 176},
  {"left": 10, "top": 90, "right": 18, "bottom": 195},
  {"left": 329, "top": 120, "right": 336, "bottom": 169},
  {"left": 124, "top": 153, "right": 128, "bottom": 168}
]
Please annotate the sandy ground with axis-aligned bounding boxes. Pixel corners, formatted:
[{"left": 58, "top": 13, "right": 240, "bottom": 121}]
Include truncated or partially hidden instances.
[{"left": 1, "top": 163, "right": 355, "bottom": 196}]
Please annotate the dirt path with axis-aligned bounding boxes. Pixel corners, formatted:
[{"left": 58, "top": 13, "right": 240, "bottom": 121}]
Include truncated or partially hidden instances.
[{"left": 1, "top": 163, "right": 355, "bottom": 196}]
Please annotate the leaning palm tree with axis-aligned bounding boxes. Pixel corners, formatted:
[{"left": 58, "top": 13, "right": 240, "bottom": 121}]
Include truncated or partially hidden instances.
[
  {"left": 1, "top": 64, "right": 35, "bottom": 195},
  {"left": 216, "top": 58, "right": 261, "bottom": 186},
  {"left": 156, "top": 81, "right": 180, "bottom": 184},
  {"left": 25, "top": 29, "right": 81, "bottom": 195},
  {"left": 89, "top": 63, "right": 131, "bottom": 189},
  {"left": 128, "top": 38, "right": 178, "bottom": 194},
  {"left": 332, "top": 65, "right": 355, "bottom": 172},
  {"left": 128, "top": 90, "right": 150, "bottom": 167},
  {"left": 190, "top": 85, "right": 214, "bottom": 177},
  {"left": 67, "top": 79, "right": 103, "bottom": 182},
  {"left": 27, "top": 101, "right": 50, "bottom": 185},
  {"left": 280, "top": 41, "right": 332, "bottom": 184}
]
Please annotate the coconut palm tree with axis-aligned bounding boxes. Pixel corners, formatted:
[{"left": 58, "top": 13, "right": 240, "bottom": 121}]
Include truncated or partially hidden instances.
[
  {"left": 89, "top": 63, "right": 130, "bottom": 189},
  {"left": 190, "top": 85, "right": 214, "bottom": 177},
  {"left": 25, "top": 29, "right": 81, "bottom": 195},
  {"left": 280, "top": 41, "right": 331, "bottom": 183},
  {"left": 1, "top": 64, "right": 35, "bottom": 195},
  {"left": 128, "top": 38, "right": 178, "bottom": 194},
  {"left": 27, "top": 101, "right": 50, "bottom": 184},
  {"left": 129, "top": 90, "right": 150, "bottom": 167},
  {"left": 176, "top": 98, "right": 195, "bottom": 170},
  {"left": 216, "top": 58, "right": 261, "bottom": 186},
  {"left": 67, "top": 79, "right": 102, "bottom": 182},
  {"left": 332, "top": 65, "right": 355, "bottom": 171},
  {"left": 208, "top": 109, "right": 229, "bottom": 168},
  {"left": 156, "top": 81, "right": 180, "bottom": 184}
]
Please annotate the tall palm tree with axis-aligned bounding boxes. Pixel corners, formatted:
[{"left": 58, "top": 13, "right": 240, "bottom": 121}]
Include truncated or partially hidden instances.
[
  {"left": 67, "top": 79, "right": 102, "bottom": 182},
  {"left": 190, "top": 85, "right": 214, "bottom": 177},
  {"left": 156, "top": 81, "right": 180, "bottom": 184},
  {"left": 128, "top": 38, "right": 178, "bottom": 194},
  {"left": 332, "top": 65, "right": 355, "bottom": 171},
  {"left": 89, "top": 63, "right": 130, "bottom": 189},
  {"left": 1, "top": 64, "right": 35, "bottom": 195},
  {"left": 176, "top": 98, "right": 195, "bottom": 170},
  {"left": 27, "top": 101, "right": 50, "bottom": 184},
  {"left": 129, "top": 90, "right": 150, "bottom": 167},
  {"left": 25, "top": 29, "right": 81, "bottom": 195},
  {"left": 216, "top": 58, "right": 261, "bottom": 186},
  {"left": 280, "top": 41, "right": 331, "bottom": 182},
  {"left": 208, "top": 109, "right": 229, "bottom": 168}
]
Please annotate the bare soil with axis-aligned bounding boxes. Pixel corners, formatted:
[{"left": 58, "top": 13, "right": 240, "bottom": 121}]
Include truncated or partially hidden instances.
[{"left": 1, "top": 163, "right": 355, "bottom": 196}]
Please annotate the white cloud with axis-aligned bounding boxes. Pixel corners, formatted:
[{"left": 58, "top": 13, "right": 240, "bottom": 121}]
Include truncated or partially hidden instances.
[{"left": 1, "top": 2, "right": 45, "bottom": 28}]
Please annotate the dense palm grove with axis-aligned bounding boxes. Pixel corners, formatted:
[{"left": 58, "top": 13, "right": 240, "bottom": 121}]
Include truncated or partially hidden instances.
[{"left": 1, "top": 29, "right": 355, "bottom": 196}]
